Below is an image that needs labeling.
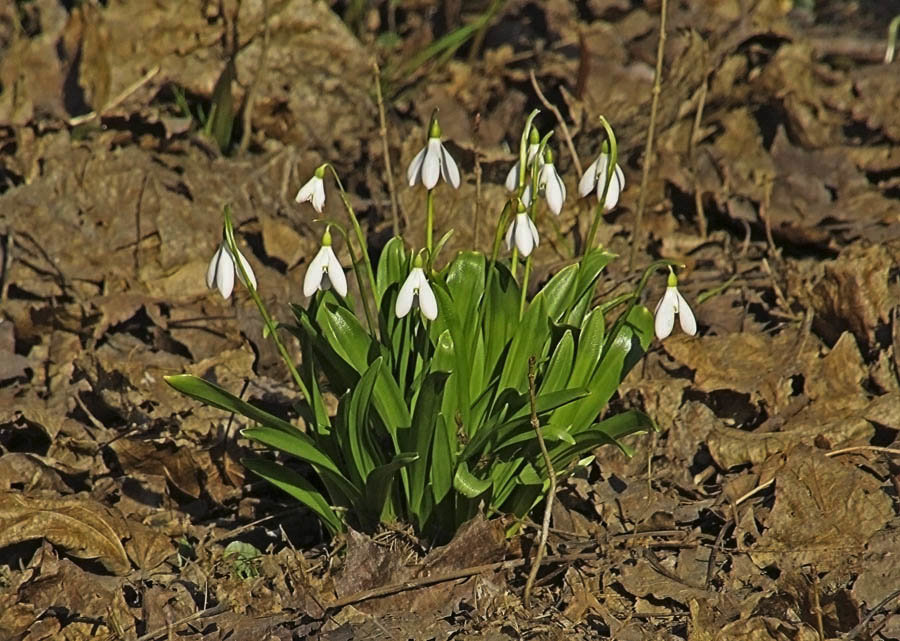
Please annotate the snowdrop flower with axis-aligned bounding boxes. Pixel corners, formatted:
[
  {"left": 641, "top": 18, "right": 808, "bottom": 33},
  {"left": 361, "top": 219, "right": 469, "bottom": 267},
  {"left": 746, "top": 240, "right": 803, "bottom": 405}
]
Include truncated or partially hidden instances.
[
  {"left": 406, "top": 117, "right": 460, "bottom": 190},
  {"left": 206, "top": 239, "right": 257, "bottom": 300},
  {"left": 578, "top": 151, "right": 625, "bottom": 211},
  {"left": 505, "top": 207, "right": 540, "bottom": 258},
  {"left": 505, "top": 126, "right": 541, "bottom": 192},
  {"left": 536, "top": 147, "right": 566, "bottom": 215},
  {"left": 395, "top": 261, "right": 438, "bottom": 321},
  {"left": 654, "top": 269, "right": 697, "bottom": 340},
  {"left": 303, "top": 229, "right": 347, "bottom": 297},
  {"left": 295, "top": 164, "right": 327, "bottom": 213}
]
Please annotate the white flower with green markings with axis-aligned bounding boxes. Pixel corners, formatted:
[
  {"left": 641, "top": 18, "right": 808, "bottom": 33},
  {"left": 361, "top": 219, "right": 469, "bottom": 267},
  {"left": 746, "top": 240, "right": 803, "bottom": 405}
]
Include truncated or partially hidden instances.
[
  {"left": 505, "top": 210, "right": 539, "bottom": 257},
  {"left": 654, "top": 269, "right": 697, "bottom": 340},
  {"left": 579, "top": 151, "right": 624, "bottom": 211},
  {"left": 206, "top": 239, "right": 257, "bottom": 300},
  {"left": 395, "top": 262, "right": 438, "bottom": 321},
  {"left": 407, "top": 118, "right": 460, "bottom": 190},
  {"left": 295, "top": 164, "right": 327, "bottom": 213},
  {"left": 303, "top": 229, "right": 347, "bottom": 297}
]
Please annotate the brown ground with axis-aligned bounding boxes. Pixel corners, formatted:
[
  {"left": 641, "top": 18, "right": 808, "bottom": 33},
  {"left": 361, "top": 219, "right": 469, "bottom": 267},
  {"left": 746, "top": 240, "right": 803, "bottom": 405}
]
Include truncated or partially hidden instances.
[{"left": 1, "top": 0, "right": 900, "bottom": 639}]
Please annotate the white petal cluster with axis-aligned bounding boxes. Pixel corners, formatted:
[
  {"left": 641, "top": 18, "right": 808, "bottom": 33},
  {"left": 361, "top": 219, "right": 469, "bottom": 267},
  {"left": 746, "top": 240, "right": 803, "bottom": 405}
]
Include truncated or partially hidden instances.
[
  {"left": 206, "top": 242, "right": 257, "bottom": 300},
  {"left": 654, "top": 283, "right": 697, "bottom": 340},
  {"left": 395, "top": 267, "right": 438, "bottom": 320},
  {"left": 578, "top": 153, "right": 625, "bottom": 211},
  {"left": 505, "top": 212, "right": 540, "bottom": 258},
  {"left": 303, "top": 244, "right": 347, "bottom": 297},
  {"left": 407, "top": 138, "right": 460, "bottom": 190},
  {"left": 538, "top": 160, "right": 566, "bottom": 215},
  {"left": 295, "top": 173, "right": 326, "bottom": 213}
]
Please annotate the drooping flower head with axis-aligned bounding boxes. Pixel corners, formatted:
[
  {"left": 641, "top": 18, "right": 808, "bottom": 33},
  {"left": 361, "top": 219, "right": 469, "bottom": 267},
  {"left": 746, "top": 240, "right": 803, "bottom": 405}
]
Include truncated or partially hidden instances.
[
  {"left": 395, "top": 255, "right": 438, "bottom": 321},
  {"left": 295, "top": 164, "right": 327, "bottom": 213},
  {"left": 505, "top": 200, "right": 539, "bottom": 258},
  {"left": 303, "top": 228, "right": 347, "bottom": 297},
  {"left": 654, "top": 268, "right": 697, "bottom": 340},
  {"left": 406, "top": 116, "right": 460, "bottom": 190},
  {"left": 536, "top": 146, "right": 566, "bottom": 215},
  {"left": 578, "top": 145, "right": 625, "bottom": 211},
  {"left": 206, "top": 233, "right": 257, "bottom": 300}
]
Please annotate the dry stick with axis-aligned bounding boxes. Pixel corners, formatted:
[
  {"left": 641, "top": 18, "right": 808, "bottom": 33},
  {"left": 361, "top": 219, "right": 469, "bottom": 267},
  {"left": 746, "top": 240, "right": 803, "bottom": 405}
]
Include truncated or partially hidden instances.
[
  {"left": 327, "top": 551, "right": 603, "bottom": 611},
  {"left": 689, "top": 77, "right": 709, "bottom": 239},
  {"left": 628, "top": 0, "right": 668, "bottom": 271},
  {"left": 812, "top": 567, "right": 826, "bottom": 641},
  {"left": 523, "top": 356, "right": 556, "bottom": 608},
  {"left": 373, "top": 60, "right": 401, "bottom": 236},
  {"left": 845, "top": 588, "right": 900, "bottom": 640},
  {"left": 238, "top": 0, "right": 269, "bottom": 154},
  {"left": 529, "top": 70, "right": 582, "bottom": 178},
  {"left": 68, "top": 65, "right": 160, "bottom": 127},
  {"left": 734, "top": 445, "right": 900, "bottom": 506}
]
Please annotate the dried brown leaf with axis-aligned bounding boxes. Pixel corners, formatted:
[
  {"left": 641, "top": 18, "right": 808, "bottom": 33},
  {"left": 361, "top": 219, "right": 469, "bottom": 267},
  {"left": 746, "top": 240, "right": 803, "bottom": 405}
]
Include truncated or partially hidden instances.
[{"left": 0, "top": 491, "right": 131, "bottom": 575}]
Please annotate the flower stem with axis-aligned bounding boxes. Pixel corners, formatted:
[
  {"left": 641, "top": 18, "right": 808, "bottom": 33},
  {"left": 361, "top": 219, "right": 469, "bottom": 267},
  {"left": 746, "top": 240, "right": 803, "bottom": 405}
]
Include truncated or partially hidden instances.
[
  {"left": 222, "top": 206, "right": 310, "bottom": 402},
  {"left": 519, "top": 255, "right": 532, "bottom": 320},
  {"left": 584, "top": 117, "right": 618, "bottom": 254},
  {"left": 425, "top": 189, "right": 434, "bottom": 255}
]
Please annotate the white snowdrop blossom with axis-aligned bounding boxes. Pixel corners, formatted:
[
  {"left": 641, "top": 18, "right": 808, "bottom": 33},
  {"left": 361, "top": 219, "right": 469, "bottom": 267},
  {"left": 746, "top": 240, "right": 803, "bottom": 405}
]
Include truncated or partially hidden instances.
[
  {"left": 303, "top": 232, "right": 347, "bottom": 297},
  {"left": 654, "top": 270, "right": 697, "bottom": 340},
  {"left": 295, "top": 165, "right": 327, "bottom": 213},
  {"left": 206, "top": 241, "right": 257, "bottom": 300},
  {"left": 578, "top": 152, "right": 625, "bottom": 211},
  {"left": 537, "top": 149, "right": 566, "bottom": 215},
  {"left": 505, "top": 211, "right": 540, "bottom": 258},
  {"left": 406, "top": 118, "right": 460, "bottom": 190},
  {"left": 395, "top": 266, "right": 438, "bottom": 321}
]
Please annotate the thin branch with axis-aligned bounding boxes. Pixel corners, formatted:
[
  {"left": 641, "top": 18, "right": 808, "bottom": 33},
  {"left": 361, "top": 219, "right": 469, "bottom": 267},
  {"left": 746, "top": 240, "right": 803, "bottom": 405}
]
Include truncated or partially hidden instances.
[
  {"left": 628, "top": 0, "right": 668, "bottom": 271},
  {"left": 67, "top": 65, "right": 160, "bottom": 127},
  {"left": 523, "top": 355, "right": 556, "bottom": 607},
  {"left": 239, "top": 0, "right": 269, "bottom": 154},
  {"left": 529, "top": 70, "right": 582, "bottom": 177},
  {"left": 373, "top": 60, "right": 401, "bottom": 235}
]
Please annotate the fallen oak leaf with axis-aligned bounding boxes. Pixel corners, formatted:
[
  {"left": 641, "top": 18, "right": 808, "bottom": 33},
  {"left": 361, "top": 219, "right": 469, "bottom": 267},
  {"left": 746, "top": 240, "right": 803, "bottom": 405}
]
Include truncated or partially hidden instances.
[{"left": 0, "top": 491, "right": 131, "bottom": 575}]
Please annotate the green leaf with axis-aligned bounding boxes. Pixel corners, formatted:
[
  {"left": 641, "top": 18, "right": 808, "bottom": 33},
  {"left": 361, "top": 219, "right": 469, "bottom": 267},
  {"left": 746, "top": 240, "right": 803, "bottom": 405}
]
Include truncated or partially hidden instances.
[
  {"left": 540, "top": 263, "right": 579, "bottom": 322},
  {"left": 548, "top": 410, "right": 654, "bottom": 471},
  {"left": 375, "top": 236, "right": 408, "bottom": 304},
  {"left": 431, "top": 414, "right": 453, "bottom": 506},
  {"left": 205, "top": 60, "right": 235, "bottom": 153},
  {"left": 538, "top": 330, "right": 574, "bottom": 396},
  {"left": 498, "top": 292, "right": 549, "bottom": 393},
  {"left": 345, "top": 357, "right": 383, "bottom": 482},
  {"left": 317, "top": 303, "right": 372, "bottom": 374},
  {"left": 407, "top": 371, "right": 449, "bottom": 523},
  {"left": 453, "top": 461, "right": 492, "bottom": 499},
  {"left": 363, "top": 452, "right": 419, "bottom": 524},
  {"left": 483, "top": 261, "right": 520, "bottom": 379},
  {"left": 242, "top": 457, "right": 343, "bottom": 534}
]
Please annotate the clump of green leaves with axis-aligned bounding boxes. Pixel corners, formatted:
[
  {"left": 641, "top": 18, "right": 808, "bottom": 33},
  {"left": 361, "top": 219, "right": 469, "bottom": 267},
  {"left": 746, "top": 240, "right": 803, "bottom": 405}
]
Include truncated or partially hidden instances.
[{"left": 167, "top": 110, "right": 679, "bottom": 542}]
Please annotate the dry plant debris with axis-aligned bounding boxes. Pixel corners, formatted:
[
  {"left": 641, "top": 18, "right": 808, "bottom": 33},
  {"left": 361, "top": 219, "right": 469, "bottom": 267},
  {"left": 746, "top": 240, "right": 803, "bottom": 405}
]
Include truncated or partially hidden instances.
[{"left": 1, "top": 0, "right": 899, "bottom": 639}]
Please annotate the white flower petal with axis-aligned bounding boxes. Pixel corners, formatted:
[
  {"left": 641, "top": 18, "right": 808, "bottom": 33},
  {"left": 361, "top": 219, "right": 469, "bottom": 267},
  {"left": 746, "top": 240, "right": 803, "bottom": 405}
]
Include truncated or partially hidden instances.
[
  {"left": 600, "top": 163, "right": 625, "bottom": 211},
  {"left": 521, "top": 183, "right": 533, "bottom": 207},
  {"left": 676, "top": 289, "right": 697, "bottom": 336},
  {"left": 206, "top": 244, "right": 223, "bottom": 290},
  {"left": 526, "top": 214, "right": 540, "bottom": 249},
  {"left": 422, "top": 138, "right": 442, "bottom": 190},
  {"left": 233, "top": 247, "right": 257, "bottom": 291},
  {"left": 215, "top": 247, "right": 235, "bottom": 300},
  {"left": 303, "top": 247, "right": 328, "bottom": 297},
  {"left": 311, "top": 179, "right": 326, "bottom": 213},
  {"left": 418, "top": 278, "right": 438, "bottom": 320},
  {"left": 439, "top": 142, "right": 461, "bottom": 189},
  {"left": 505, "top": 164, "right": 519, "bottom": 192},
  {"left": 395, "top": 268, "right": 421, "bottom": 318},
  {"left": 514, "top": 213, "right": 536, "bottom": 257},
  {"left": 541, "top": 164, "right": 565, "bottom": 215},
  {"left": 654, "top": 287, "right": 678, "bottom": 340},
  {"left": 406, "top": 146, "right": 427, "bottom": 186},
  {"left": 578, "top": 156, "right": 600, "bottom": 197},
  {"left": 326, "top": 247, "right": 347, "bottom": 297},
  {"left": 505, "top": 217, "right": 515, "bottom": 251}
]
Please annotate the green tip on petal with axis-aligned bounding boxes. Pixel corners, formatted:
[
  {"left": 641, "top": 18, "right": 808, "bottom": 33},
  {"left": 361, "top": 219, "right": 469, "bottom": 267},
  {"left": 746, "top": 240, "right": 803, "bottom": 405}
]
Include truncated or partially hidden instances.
[
  {"left": 314, "top": 164, "right": 327, "bottom": 178},
  {"left": 322, "top": 228, "right": 333, "bottom": 246},
  {"left": 667, "top": 268, "right": 678, "bottom": 288},
  {"left": 543, "top": 146, "right": 554, "bottom": 164},
  {"left": 516, "top": 198, "right": 527, "bottom": 213},
  {"left": 413, "top": 252, "right": 426, "bottom": 268},
  {"left": 529, "top": 126, "right": 540, "bottom": 144},
  {"left": 428, "top": 117, "right": 442, "bottom": 139}
]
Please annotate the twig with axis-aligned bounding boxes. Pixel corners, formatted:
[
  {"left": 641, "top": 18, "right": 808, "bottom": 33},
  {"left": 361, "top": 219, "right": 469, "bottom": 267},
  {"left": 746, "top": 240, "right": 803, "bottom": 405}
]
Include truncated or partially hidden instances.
[
  {"left": 130, "top": 604, "right": 230, "bottom": 641},
  {"left": 373, "top": 60, "right": 401, "bottom": 235},
  {"left": 689, "top": 77, "right": 709, "bottom": 239},
  {"left": 238, "top": 0, "right": 269, "bottom": 154},
  {"left": 628, "top": 0, "right": 668, "bottom": 271},
  {"left": 523, "top": 356, "right": 556, "bottom": 607},
  {"left": 845, "top": 588, "right": 900, "bottom": 640},
  {"left": 326, "top": 550, "right": 603, "bottom": 610},
  {"left": 812, "top": 567, "right": 825, "bottom": 641},
  {"left": 529, "top": 70, "right": 582, "bottom": 177},
  {"left": 68, "top": 65, "right": 160, "bottom": 127}
]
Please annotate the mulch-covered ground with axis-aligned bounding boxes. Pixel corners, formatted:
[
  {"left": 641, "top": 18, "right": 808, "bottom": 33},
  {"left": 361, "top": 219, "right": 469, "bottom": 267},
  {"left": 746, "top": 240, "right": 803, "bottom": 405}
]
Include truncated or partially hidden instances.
[{"left": 1, "top": 0, "right": 900, "bottom": 639}]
